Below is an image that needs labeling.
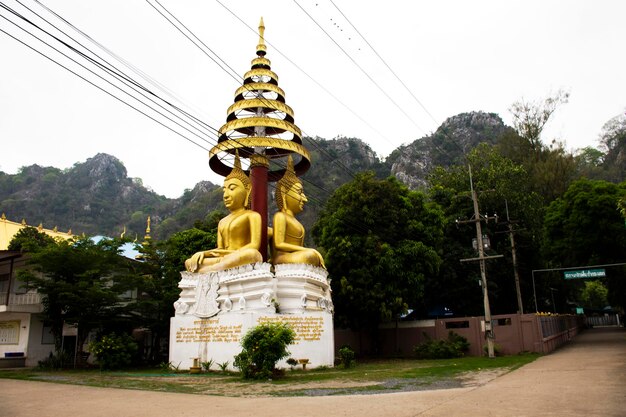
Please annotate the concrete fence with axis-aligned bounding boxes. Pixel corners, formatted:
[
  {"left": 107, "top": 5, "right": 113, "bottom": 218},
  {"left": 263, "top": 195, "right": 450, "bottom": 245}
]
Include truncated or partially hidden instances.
[{"left": 335, "top": 314, "right": 585, "bottom": 357}]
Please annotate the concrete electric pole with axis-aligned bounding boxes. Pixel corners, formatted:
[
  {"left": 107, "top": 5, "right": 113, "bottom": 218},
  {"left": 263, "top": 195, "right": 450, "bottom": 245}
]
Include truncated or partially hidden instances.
[{"left": 458, "top": 167, "right": 502, "bottom": 358}]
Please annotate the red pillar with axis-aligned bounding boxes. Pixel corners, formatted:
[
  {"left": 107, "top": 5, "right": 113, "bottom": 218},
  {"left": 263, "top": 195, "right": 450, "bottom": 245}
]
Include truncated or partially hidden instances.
[{"left": 250, "top": 155, "right": 269, "bottom": 261}]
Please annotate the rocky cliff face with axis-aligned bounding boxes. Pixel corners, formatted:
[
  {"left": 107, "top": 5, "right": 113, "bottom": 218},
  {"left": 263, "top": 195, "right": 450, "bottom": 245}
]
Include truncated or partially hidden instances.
[
  {"left": 0, "top": 112, "right": 521, "bottom": 239},
  {"left": 388, "top": 112, "right": 516, "bottom": 189},
  {"left": 0, "top": 153, "right": 169, "bottom": 237}
]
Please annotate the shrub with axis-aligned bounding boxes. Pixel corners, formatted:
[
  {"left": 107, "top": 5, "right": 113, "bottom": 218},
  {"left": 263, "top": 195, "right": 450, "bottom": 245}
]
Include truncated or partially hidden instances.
[
  {"left": 37, "top": 351, "right": 71, "bottom": 370},
  {"left": 89, "top": 332, "right": 138, "bottom": 370},
  {"left": 233, "top": 322, "right": 295, "bottom": 379},
  {"left": 414, "top": 331, "right": 470, "bottom": 359},
  {"left": 338, "top": 345, "right": 356, "bottom": 368},
  {"left": 201, "top": 359, "right": 214, "bottom": 371},
  {"left": 286, "top": 358, "right": 298, "bottom": 370}
]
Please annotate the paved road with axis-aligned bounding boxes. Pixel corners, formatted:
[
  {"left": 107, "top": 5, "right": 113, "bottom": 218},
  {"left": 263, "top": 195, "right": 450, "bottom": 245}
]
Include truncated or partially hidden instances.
[{"left": 1, "top": 327, "right": 624, "bottom": 417}]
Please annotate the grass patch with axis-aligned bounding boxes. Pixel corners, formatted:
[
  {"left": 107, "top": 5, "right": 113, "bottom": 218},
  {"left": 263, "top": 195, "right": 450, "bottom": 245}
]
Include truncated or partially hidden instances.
[{"left": 0, "top": 354, "right": 538, "bottom": 397}]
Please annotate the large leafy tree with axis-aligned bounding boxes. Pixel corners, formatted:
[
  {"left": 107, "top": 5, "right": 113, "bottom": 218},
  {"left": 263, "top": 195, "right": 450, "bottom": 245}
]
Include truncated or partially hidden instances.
[
  {"left": 599, "top": 112, "right": 626, "bottom": 182},
  {"left": 428, "top": 144, "right": 544, "bottom": 315},
  {"left": 7, "top": 226, "right": 55, "bottom": 252},
  {"left": 123, "top": 227, "right": 217, "bottom": 363},
  {"left": 579, "top": 281, "right": 609, "bottom": 310},
  {"left": 16, "top": 236, "right": 131, "bottom": 354},
  {"left": 312, "top": 172, "right": 444, "bottom": 340},
  {"left": 542, "top": 178, "right": 626, "bottom": 310},
  {"left": 503, "top": 91, "right": 578, "bottom": 203},
  {"left": 508, "top": 89, "right": 569, "bottom": 156}
]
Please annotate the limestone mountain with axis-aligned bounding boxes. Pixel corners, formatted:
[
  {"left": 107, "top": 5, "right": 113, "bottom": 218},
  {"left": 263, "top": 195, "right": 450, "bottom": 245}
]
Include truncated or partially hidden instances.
[
  {"left": 388, "top": 111, "right": 516, "bottom": 189},
  {"left": 0, "top": 112, "right": 547, "bottom": 241},
  {"left": 0, "top": 153, "right": 171, "bottom": 238}
]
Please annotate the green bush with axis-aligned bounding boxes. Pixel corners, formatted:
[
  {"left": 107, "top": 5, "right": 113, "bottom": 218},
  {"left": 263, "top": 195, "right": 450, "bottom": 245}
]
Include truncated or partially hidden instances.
[
  {"left": 37, "top": 351, "right": 71, "bottom": 370},
  {"left": 414, "top": 331, "right": 470, "bottom": 359},
  {"left": 233, "top": 322, "right": 295, "bottom": 379},
  {"left": 338, "top": 345, "right": 356, "bottom": 368},
  {"left": 89, "top": 333, "right": 138, "bottom": 370},
  {"left": 286, "top": 357, "right": 298, "bottom": 369}
]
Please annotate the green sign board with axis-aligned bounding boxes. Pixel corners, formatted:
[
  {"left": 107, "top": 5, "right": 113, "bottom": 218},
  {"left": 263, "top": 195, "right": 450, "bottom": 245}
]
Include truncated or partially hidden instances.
[{"left": 564, "top": 269, "right": 606, "bottom": 279}]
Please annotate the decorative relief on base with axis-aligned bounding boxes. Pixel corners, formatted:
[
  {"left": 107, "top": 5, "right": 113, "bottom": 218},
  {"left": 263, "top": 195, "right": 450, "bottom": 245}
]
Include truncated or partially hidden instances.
[
  {"left": 273, "top": 263, "right": 333, "bottom": 313},
  {"left": 273, "top": 263, "right": 329, "bottom": 286},
  {"left": 173, "top": 262, "right": 333, "bottom": 316},
  {"left": 193, "top": 273, "right": 220, "bottom": 318}
]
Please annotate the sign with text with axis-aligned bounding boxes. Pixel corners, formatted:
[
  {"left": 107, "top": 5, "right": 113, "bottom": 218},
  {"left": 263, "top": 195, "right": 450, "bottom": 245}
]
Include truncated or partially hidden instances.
[{"left": 564, "top": 269, "right": 606, "bottom": 279}]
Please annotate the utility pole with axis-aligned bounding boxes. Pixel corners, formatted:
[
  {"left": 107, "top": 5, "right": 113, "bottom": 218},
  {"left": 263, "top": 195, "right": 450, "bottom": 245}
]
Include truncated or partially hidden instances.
[
  {"left": 458, "top": 167, "right": 502, "bottom": 358},
  {"left": 504, "top": 201, "right": 524, "bottom": 314}
]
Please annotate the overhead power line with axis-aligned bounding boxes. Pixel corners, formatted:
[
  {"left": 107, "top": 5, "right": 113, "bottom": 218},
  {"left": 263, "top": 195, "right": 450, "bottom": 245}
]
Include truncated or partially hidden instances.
[
  {"left": 151, "top": 0, "right": 362, "bottom": 180},
  {"left": 293, "top": 0, "right": 425, "bottom": 137},
  {"left": 328, "top": 0, "right": 439, "bottom": 126}
]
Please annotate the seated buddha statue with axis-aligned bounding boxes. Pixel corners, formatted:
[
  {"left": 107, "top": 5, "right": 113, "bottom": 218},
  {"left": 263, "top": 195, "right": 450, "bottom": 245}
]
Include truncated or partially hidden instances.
[
  {"left": 184, "top": 154, "right": 263, "bottom": 273},
  {"left": 271, "top": 156, "right": 325, "bottom": 269}
]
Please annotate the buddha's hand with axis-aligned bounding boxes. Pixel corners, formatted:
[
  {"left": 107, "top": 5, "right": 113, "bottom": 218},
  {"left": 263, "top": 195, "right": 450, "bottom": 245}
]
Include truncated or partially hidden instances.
[
  {"left": 185, "top": 251, "right": 205, "bottom": 272},
  {"left": 318, "top": 253, "right": 326, "bottom": 269}
]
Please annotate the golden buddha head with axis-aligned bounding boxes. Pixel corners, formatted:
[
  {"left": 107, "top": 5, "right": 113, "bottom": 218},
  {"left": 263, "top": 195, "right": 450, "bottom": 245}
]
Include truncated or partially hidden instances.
[
  {"left": 224, "top": 152, "right": 251, "bottom": 210},
  {"left": 276, "top": 155, "right": 307, "bottom": 214}
]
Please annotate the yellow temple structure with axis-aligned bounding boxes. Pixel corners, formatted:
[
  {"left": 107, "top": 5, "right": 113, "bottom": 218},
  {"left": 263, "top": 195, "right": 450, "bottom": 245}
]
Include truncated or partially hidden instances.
[{"left": 0, "top": 213, "right": 73, "bottom": 250}]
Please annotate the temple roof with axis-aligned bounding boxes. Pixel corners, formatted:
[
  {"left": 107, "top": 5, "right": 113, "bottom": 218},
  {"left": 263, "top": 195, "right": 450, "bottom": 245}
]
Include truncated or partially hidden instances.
[{"left": 0, "top": 213, "right": 73, "bottom": 250}]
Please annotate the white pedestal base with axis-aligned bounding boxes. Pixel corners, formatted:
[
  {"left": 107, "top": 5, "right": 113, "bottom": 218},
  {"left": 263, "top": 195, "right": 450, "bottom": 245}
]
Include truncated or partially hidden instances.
[{"left": 169, "top": 262, "right": 334, "bottom": 371}]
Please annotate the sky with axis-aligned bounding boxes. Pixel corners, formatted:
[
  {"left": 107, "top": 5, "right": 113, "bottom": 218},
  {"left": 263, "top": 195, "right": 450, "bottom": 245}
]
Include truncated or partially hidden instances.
[{"left": 1, "top": 0, "right": 625, "bottom": 198}]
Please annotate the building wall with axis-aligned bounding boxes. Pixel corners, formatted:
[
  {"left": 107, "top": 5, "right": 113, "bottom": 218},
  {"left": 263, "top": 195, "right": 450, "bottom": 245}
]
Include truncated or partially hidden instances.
[
  {"left": 0, "top": 312, "right": 31, "bottom": 360},
  {"left": 26, "top": 314, "right": 55, "bottom": 367},
  {"left": 335, "top": 314, "right": 584, "bottom": 357}
]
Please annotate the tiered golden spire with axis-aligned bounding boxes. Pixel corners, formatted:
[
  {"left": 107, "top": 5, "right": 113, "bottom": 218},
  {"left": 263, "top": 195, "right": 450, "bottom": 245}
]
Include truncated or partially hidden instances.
[{"left": 208, "top": 18, "right": 310, "bottom": 182}]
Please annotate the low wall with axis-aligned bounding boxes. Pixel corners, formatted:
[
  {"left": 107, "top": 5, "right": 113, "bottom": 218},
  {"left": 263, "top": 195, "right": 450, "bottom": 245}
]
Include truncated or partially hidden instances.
[{"left": 335, "top": 314, "right": 584, "bottom": 357}]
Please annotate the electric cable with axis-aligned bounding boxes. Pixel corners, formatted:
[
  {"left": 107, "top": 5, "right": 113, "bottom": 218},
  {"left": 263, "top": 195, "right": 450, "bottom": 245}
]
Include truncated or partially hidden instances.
[
  {"left": 18, "top": 0, "right": 221, "bottom": 141},
  {"left": 293, "top": 0, "right": 425, "bottom": 137}
]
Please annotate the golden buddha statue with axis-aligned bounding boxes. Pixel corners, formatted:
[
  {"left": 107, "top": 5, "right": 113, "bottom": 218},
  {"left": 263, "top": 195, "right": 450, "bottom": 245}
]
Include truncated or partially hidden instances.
[
  {"left": 271, "top": 156, "right": 325, "bottom": 269},
  {"left": 184, "top": 154, "right": 263, "bottom": 273}
]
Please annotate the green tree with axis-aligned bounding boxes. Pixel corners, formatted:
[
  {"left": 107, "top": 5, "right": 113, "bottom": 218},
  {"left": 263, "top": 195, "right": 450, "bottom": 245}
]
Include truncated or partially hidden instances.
[
  {"left": 579, "top": 281, "right": 609, "bottom": 310},
  {"left": 599, "top": 112, "right": 626, "bottom": 182},
  {"left": 7, "top": 227, "right": 55, "bottom": 252},
  {"left": 543, "top": 179, "right": 626, "bottom": 265},
  {"left": 508, "top": 89, "right": 569, "bottom": 156},
  {"left": 428, "top": 144, "right": 544, "bottom": 315},
  {"left": 17, "top": 236, "right": 131, "bottom": 355},
  {"left": 504, "top": 91, "right": 578, "bottom": 203},
  {"left": 312, "top": 172, "right": 444, "bottom": 342},
  {"left": 542, "top": 178, "right": 626, "bottom": 309},
  {"left": 122, "top": 227, "right": 217, "bottom": 363}
]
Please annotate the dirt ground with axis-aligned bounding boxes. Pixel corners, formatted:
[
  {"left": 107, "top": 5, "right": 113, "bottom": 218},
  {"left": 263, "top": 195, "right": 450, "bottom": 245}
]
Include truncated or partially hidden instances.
[{"left": 1, "top": 327, "right": 624, "bottom": 417}]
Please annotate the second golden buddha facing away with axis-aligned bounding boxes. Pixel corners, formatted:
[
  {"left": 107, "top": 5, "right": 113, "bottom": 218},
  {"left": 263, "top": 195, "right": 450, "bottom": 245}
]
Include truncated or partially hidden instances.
[
  {"left": 271, "top": 156, "right": 325, "bottom": 269},
  {"left": 184, "top": 154, "right": 262, "bottom": 273}
]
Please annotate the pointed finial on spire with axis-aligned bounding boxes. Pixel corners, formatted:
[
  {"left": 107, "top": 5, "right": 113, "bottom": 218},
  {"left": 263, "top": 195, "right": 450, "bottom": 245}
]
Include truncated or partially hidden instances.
[
  {"left": 143, "top": 216, "right": 151, "bottom": 243},
  {"left": 1, "top": 213, "right": 5, "bottom": 220},
  {"left": 68, "top": 228, "right": 72, "bottom": 235},
  {"left": 53, "top": 226, "right": 58, "bottom": 232},
  {"left": 256, "top": 17, "right": 267, "bottom": 56},
  {"left": 21, "top": 218, "right": 26, "bottom": 225},
  {"left": 287, "top": 154, "right": 295, "bottom": 173},
  {"left": 37, "top": 223, "right": 43, "bottom": 231}
]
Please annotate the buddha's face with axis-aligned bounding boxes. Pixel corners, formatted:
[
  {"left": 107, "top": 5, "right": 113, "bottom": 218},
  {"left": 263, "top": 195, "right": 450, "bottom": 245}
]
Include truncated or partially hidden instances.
[
  {"left": 285, "top": 183, "right": 307, "bottom": 214},
  {"left": 223, "top": 178, "right": 248, "bottom": 211}
]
